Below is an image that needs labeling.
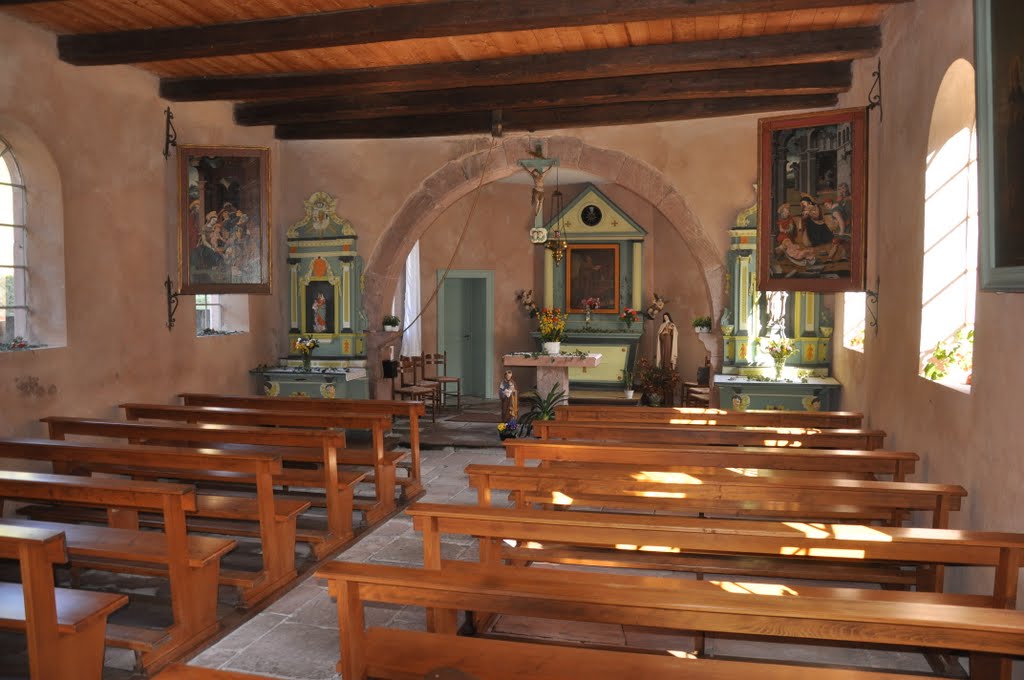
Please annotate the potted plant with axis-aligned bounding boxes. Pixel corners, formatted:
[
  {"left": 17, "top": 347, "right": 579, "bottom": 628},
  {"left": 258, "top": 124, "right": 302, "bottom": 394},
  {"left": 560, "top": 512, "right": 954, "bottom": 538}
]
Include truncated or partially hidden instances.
[
  {"left": 537, "top": 307, "right": 567, "bottom": 354},
  {"left": 635, "top": 357, "right": 680, "bottom": 407},
  {"left": 517, "top": 384, "right": 567, "bottom": 436},
  {"left": 691, "top": 315, "right": 712, "bottom": 333},
  {"left": 383, "top": 314, "right": 401, "bottom": 332},
  {"left": 622, "top": 369, "right": 635, "bottom": 399}
]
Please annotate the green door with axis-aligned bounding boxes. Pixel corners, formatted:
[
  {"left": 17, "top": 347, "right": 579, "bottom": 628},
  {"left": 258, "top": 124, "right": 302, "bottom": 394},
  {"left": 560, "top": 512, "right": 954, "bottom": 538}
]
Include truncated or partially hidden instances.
[{"left": 439, "top": 271, "right": 493, "bottom": 398}]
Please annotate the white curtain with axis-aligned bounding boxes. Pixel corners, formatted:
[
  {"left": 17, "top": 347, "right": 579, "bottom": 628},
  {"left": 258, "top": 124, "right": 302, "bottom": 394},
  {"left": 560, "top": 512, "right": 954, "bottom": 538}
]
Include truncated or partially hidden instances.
[{"left": 401, "top": 241, "right": 422, "bottom": 356}]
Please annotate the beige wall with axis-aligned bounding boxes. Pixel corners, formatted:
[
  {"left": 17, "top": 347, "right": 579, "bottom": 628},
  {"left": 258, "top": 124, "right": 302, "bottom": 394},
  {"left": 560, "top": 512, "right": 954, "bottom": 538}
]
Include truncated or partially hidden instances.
[{"left": 0, "top": 15, "right": 286, "bottom": 437}]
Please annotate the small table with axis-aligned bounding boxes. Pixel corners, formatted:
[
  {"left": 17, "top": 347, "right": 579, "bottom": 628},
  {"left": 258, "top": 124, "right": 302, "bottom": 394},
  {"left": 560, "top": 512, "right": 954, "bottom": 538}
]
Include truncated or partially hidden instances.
[{"left": 503, "top": 353, "right": 602, "bottom": 401}]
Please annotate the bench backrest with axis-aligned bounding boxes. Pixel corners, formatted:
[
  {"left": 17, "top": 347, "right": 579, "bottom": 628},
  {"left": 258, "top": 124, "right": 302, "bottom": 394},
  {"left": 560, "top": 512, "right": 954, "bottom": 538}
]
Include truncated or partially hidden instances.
[
  {"left": 0, "top": 468, "right": 196, "bottom": 512},
  {"left": 534, "top": 420, "right": 886, "bottom": 449},
  {"left": 0, "top": 522, "right": 67, "bottom": 564},
  {"left": 464, "top": 463, "right": 965, "bottom": 527},
  {"left": 121, "top": 403, "right": 391, "bottom": 430},
  {"left": 42, "top": 416, "right": 345, "bottom": 449},
  {"left": 179, "top": 392, "right": 425, "bottom": 418},
  {"left": 406, "top": 502, "right": 1023, "bottom": 606},
  {"left": 503, "top": 439, "right": 918, "bottom": 480},
  {"left": 555, "top": 404, "right": 864, "bottom": 428},
  {"left": 0, "top": 437, "right": 281, "bottom": 477}
]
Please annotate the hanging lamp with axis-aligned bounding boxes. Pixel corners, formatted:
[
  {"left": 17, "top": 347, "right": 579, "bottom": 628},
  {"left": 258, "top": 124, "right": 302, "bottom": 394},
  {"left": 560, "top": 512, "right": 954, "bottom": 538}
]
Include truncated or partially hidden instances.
[{"left": 545, "top": 168, "right": 568, "bottom": 263}]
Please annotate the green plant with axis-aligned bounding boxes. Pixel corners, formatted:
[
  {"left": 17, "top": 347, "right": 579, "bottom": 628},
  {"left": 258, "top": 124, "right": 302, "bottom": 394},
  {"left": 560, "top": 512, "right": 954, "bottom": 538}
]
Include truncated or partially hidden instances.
[
  {"left": 691, "top": 315, "right": 712, "bottom": 329},
  {"left": 516, "top": 384, "right": 567, "bottom": 436},
  {"left": 923, "top": 327, "right": 974, "bottom": 382},
  {"left": 635, "top": 357, "right": 680, "bottom": 396},
  {"left": 383, "top": 314, "right": 401, "bottom": 327},
  {"left": 622, "top": 369, "right": 634, "bottom": 388}
]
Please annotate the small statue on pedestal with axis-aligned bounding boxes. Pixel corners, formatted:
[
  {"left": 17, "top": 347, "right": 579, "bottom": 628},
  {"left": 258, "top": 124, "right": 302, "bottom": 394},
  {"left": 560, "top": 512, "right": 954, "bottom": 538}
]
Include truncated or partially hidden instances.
[{"left": 499, "top": 370, "right": 519, "bottom": 423}]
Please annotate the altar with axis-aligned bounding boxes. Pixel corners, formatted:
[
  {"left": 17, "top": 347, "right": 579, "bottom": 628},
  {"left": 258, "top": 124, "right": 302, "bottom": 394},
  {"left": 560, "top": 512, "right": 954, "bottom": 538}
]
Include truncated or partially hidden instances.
[
  {"left": 251, "top": 365, "right": 368, "bottom": 399},
  {"left": 504, "top": 352, "right": 602, "bottom": 401}
]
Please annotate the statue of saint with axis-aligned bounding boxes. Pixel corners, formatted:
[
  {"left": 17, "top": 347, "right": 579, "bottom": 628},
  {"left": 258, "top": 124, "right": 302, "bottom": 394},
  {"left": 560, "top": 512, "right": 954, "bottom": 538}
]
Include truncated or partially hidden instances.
[{"left": 499, "top": 370, "right": 518, "bottom": 423}]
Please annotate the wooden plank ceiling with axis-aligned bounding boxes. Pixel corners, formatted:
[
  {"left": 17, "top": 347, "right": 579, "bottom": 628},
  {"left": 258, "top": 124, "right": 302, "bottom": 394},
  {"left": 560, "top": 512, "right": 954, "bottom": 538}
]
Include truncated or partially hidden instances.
[{"left": 2, "top": 0, "right": 908, "bottom": 139}]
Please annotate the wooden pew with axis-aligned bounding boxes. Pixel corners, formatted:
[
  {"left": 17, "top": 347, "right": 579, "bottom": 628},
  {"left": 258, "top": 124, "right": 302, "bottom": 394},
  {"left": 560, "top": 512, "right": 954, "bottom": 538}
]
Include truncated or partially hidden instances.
[
  {"left": 120, "top": 403, "right": 397, "bottom": 518},
  {"left": 42, "top": 418, "right": 370, "bottom": 556},
  {"left": 0, "top": 522, "right": 127, "bottom": 680},
  {"left": 317, "top": 560, "right": 1024, "bottom": 680},
  {"left": 555, "top": 404, "right": 865, "bottom": 428},
  {"left": 0, "top": 470, "right": 233, "bottom": 671},
  {"left": 0, "top": 437, "right": 309, "bottom": 604},
  {"left": 464, "top": 463, "right": 966, "bottom": 529},
  {"left": 503, "top": 439, "right": 919, "bottom": 481},
  {"left": 177, "top": 392, "right": 426, "bottom": 500},
  {"left": 534, "top": 420, "right": 887, "bottom": 449},
  {"left": 407, "top": 502, "right": 1024, "bottom": 604}
]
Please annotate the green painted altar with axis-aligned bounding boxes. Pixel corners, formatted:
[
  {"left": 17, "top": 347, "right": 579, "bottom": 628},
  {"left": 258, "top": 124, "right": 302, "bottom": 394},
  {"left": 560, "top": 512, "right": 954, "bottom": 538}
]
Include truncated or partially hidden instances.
[
  {"left": 536, "top": 184, "right": 645, "bottom": 389},
  {"left": 717, "top": 194, "right": 840, "bottom": 410},
  {"left": 251, "top": 192, "right": 369, "bottom": 398}
]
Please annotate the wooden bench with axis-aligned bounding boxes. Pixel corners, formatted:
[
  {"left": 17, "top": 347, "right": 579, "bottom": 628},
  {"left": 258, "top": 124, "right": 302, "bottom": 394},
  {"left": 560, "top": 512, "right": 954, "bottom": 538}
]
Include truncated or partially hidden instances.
[
  {"left": 0, "top": 437, "right": 309, "bottom": 604},
  {"left": 555, "top": 404, "right": 864, "bottom": 428},
  {"left": 0, "top": 522, "right": 127, "bottom": 680},
  {"left": 177, "top": 392, "right": 426, "bottom": 500},
  {"left": 534, "top": 420, "right": 887, "bottom": 449},
  {"left": 0, "top": 470, "right": 234, "bottom": 671},
  {"left": 121, "top": 403, "right": 397, "bottom": 518},
  {"left": 317, "top": 560, "right": 1024, "bottom": 680},
  {"left": 503, "top": 439, "right": 919, "bottom": 481},
  {"left": 42, "top": 417, "right": 371, "bottom": 557},
  {"left": 407, "top": 502, "right": 1024, "bottom": 604},
  {"left": 464, "top": 463, "right": 966, "bottom": 529}
]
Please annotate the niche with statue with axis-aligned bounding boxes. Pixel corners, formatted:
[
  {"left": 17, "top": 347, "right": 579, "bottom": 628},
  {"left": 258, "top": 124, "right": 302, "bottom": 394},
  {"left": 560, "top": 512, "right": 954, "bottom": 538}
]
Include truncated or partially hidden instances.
[{"left": 250, "top": 192, "right": 369, "bottom": 399}]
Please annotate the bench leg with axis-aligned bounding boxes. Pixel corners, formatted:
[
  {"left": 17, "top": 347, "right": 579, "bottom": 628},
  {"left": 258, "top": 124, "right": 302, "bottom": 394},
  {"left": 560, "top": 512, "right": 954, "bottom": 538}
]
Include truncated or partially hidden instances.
[
  {"left": 968, "top": 652, "right": 1011, "bottom": 680},
  {"left": 51, "top": 618, "right": 108, "bottom": 680}
]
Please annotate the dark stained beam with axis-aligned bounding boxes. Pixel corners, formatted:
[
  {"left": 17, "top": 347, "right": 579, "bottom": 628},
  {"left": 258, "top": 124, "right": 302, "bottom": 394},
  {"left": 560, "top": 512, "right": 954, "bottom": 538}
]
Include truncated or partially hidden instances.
[
  {"left": 61, "top": 0, "right": 908, "bottom": 66},
  {"left": 164, "top": 26, "right": 878, "bottom": 103},
  {"left": 274, "top": 93, "right": 840, "bottom": 140},
  {"left": 236, "top": 61, "right": 852, "bottom": 126}
]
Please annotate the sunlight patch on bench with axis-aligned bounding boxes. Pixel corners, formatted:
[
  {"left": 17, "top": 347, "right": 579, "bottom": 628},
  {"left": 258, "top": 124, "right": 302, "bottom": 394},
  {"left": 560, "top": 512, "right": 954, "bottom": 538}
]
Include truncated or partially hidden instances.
[
  {"left": 711, "top": 581, "right": 799, "bottom": 596},
  {"left": 780, "top": 546, "right": 867, "bottom": 559},
  {"left": 631, "top": 471, "right": 702, "bottom": 484}
]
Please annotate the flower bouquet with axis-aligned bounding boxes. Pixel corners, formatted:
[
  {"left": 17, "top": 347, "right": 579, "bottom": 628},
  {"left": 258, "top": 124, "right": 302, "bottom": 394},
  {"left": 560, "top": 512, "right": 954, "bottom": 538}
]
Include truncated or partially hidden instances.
[
  {"left": 619, "top": 307, "right": 639, "bottom": 328},
  {"left": 763, "top": 336, "right": 795, "bottom": 379},
  {"left": 537, "top": 307, "right": 567, "bottom": 353},
  {"left": 497, "top": 418, "right": 518, "bottom": 440},
  {"left": 294, "top": 335, "right": 320, "bottom": 370}
]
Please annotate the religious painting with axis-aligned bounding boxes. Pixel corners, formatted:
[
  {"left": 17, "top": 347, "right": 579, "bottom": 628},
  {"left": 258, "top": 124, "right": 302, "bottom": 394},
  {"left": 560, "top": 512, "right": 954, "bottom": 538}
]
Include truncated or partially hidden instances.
[
  {"left": 976, "top": 0, "right": 1024, "bottom": 290},
  {"left": 757, "top": 108, "right": 868, "bottom": 293},
  {"left": 566, "top": 244, "right": 619, "bottom": 313},
  {"left": 178, "top": 145, "right": 271, "bottom": 294},
  {"left": 304, "top": 280, "right": 336, "bottom": 335}
]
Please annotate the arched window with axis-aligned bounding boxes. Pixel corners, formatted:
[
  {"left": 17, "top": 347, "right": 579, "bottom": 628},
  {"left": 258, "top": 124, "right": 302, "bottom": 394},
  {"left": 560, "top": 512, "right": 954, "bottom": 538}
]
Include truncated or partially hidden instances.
[
  {"left": 920, "top": 60, "right": 977, "bottom": 387},
  {"left": 0, "top": 136, "right": 27, "bottom": 346}
]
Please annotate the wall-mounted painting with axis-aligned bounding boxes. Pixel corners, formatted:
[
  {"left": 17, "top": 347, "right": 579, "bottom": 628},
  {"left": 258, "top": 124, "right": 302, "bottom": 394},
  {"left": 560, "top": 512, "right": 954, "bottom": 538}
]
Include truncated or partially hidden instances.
[
  {"left": 566, "top": 244, "right": 619, "bottom": 313},
  {"left": 757, "top": 108, "right": 868, "bottom": 293},
  {"left": 178, "top": 145, "right": 271, "bottom": 294},
  {"left": 976, "top": 0, "right": 1024, "bottom": 290}
]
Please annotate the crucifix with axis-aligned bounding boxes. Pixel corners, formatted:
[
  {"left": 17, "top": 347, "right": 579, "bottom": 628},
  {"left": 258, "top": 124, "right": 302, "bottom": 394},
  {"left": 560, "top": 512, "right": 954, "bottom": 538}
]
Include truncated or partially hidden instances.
[{"left": 518, "top": 150, "right": 559, "bottom": 244}]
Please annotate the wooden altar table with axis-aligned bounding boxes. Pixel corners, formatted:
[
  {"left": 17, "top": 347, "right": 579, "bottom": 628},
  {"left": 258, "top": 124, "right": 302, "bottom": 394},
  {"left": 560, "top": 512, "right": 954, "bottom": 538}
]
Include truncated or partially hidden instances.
[{"left": 503, "top": 353, "right": 602, "bottom": 400}]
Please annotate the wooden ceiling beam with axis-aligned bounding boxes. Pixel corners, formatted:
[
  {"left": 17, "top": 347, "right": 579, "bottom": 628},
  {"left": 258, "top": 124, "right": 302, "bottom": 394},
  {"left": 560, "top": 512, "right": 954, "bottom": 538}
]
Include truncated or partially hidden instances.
[
  {"left": 60, "top": 0, "right": 907, "bottom": 66},
  {"left": 161, "top": 25, "right": 879, "bottom": 103},
  {"left": 273, "top": 93, "right": 840, "bottom": 140},
  {"left": 235, "top": 61, "right": 852, "bottom": 126}
]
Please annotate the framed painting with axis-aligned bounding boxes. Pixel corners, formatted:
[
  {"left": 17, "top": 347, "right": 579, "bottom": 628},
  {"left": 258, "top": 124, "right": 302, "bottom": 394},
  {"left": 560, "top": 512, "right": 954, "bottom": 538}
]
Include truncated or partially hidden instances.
[
  {"left": 757, "top": 107, "right": 868, "bottom": 293},
  {"left": 178, "top": 145, "right": 271, "bottom": 294},
  {"left": 565, "top": 243, "right": 619, "bottom": 313},
  {"left": 976, "top": 0, "right": 1024, "bottom": 290}
]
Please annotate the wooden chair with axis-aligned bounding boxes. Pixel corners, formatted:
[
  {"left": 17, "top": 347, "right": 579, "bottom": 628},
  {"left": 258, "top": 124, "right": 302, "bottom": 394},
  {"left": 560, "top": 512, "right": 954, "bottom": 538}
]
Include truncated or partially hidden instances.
[
  {"left": 407, "top": 355, "right": 443, "bottom": 414},
  {"left": 423, "top": 351, "right": 461, "bottom": 411},
  {"left": 392, "top": 357, "right": 437, "bottom": 422}
]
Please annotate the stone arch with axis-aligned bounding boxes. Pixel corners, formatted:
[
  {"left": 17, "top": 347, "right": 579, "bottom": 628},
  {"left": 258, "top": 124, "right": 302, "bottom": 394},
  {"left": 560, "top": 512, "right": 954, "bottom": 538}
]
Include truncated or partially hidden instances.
[{"left": 362, "top": 135, "right": 725, "bottom": 393}]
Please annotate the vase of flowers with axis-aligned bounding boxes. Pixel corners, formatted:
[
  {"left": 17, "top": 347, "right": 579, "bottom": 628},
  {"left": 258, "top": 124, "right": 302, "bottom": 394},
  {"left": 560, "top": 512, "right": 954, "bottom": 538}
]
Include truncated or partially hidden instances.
[
  {"left": 763, "top": 336, "right": 795, "bottom": 380},
  {"left": 619, "top": 307, "right": 639, "bottom": 330},
  {"left": 538, "top": 307, "right": 567, "bottom": 354},
  {"left": 580, "top": 297, "right": 601, "bottom": 326},
  {"left": 497, "top": 418, "right": 518, "bottom": 440},
  {"left": 294, "top": 335, "right": 320, "bottom": 371}
]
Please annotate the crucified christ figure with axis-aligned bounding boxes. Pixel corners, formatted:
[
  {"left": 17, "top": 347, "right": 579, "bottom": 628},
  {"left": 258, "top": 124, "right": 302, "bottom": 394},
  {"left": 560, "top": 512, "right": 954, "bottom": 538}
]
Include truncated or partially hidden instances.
[{"left": 528, "top": 166, "right": 546, "bottom": 218}]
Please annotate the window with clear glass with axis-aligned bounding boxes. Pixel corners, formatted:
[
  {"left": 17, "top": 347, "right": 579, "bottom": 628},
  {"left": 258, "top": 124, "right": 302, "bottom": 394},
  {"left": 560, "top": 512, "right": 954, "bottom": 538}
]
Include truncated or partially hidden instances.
[
  {"left": 195, "top": 294, "right": 223, "bottom": 334},
  {"left": 0, "top": 137, "right": 28, "bottom": 346}
]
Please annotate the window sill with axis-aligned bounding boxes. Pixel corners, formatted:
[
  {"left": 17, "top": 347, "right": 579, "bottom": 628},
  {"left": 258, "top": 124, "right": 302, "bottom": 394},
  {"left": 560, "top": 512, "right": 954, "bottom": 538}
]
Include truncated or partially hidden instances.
[
  {"left": 0, "top": 342, "right": 47, "bottom": 353},
  {"left": 920, "top": 375, "right": 972, "bottom": 394},
  {"left": 196, "top": 330, "right": 247, "bottom": 338}
]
